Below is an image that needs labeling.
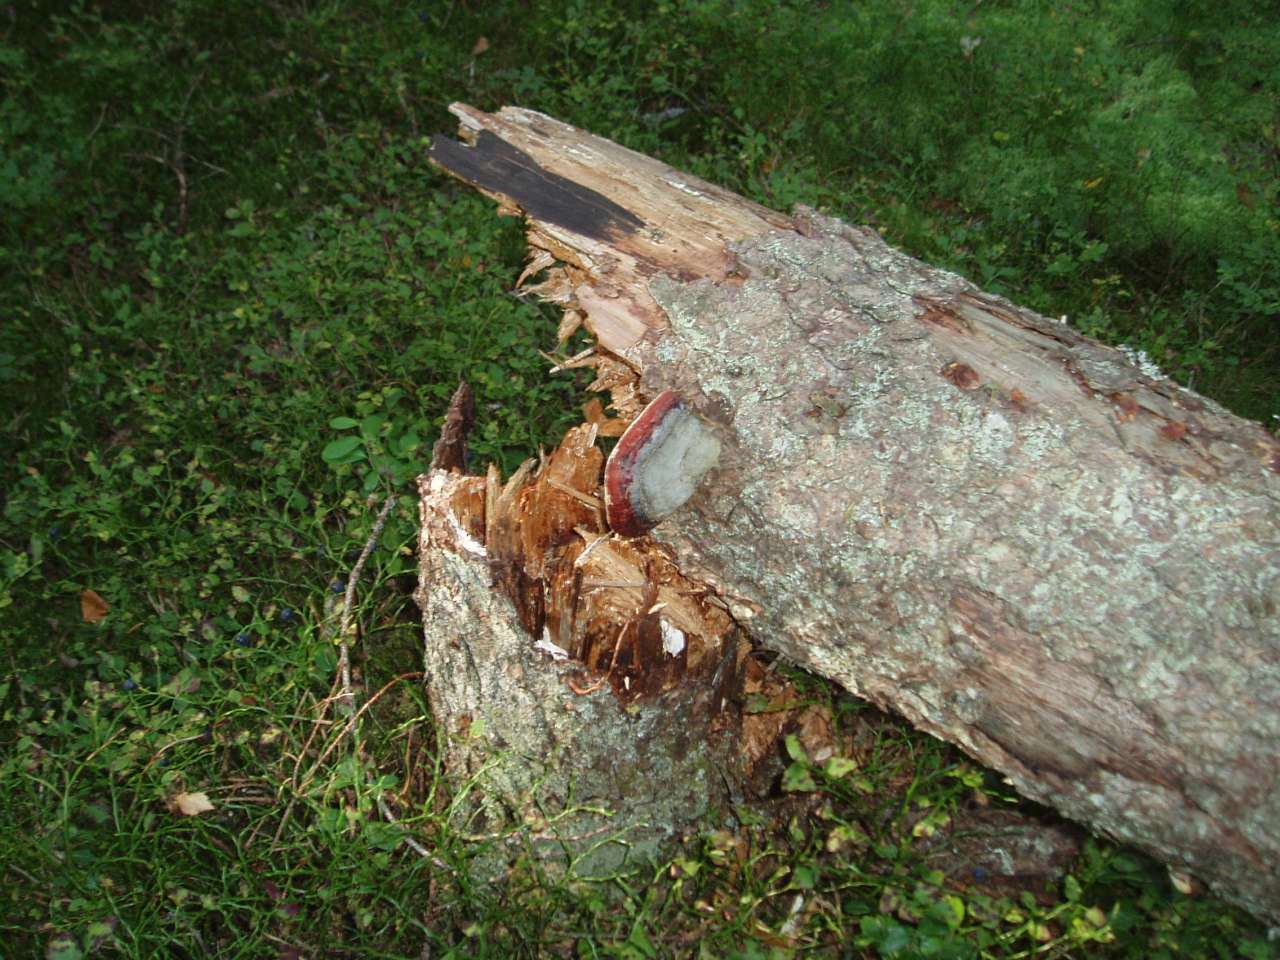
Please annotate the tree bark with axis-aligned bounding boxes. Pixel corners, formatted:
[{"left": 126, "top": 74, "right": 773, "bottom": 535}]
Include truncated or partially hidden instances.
[{"left": 422, "top": 104, "right": 1280, "bottom": 919}]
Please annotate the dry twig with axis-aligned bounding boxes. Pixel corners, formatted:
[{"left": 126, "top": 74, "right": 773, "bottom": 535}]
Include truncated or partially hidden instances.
[
  {"left": 298, "top": 671, "right": 423, "bottom": 793},
  {"left": 336, "top": 494, "right": 398, "bottom": 715},
  {"left": 377, "top": 795, "right": 453, "bottom": 872}
]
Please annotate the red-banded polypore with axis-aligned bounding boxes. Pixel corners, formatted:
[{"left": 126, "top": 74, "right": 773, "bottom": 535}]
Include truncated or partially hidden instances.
[{"left": 603, "top": 391, "right": 722, "bottom": 538}]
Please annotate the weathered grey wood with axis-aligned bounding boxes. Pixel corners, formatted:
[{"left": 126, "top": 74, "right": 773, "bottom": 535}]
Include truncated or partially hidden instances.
[{"left": 425, "top": 104, "right": 1280, "bottom": 920}]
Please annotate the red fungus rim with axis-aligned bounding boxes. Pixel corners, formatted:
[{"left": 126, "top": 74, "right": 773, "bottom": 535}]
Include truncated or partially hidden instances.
[{"left": 603, "top": 390, "right": 685, "bottom": 537}]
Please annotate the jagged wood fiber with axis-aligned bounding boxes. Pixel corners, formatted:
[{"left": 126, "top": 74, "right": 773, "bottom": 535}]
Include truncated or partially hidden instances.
[{"left": 425, "top": 104, "right": 1280, "bottom": 920}]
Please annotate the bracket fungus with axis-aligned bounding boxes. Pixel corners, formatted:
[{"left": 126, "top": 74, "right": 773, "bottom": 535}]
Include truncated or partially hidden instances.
[{"left": 603, "top": 390, "right": 722, "bottom": 538}]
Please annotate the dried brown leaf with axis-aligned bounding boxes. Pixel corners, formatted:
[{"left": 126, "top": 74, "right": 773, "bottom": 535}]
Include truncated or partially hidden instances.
[{"left": 80, "top": 589, "right": 109, "bottom": 624}]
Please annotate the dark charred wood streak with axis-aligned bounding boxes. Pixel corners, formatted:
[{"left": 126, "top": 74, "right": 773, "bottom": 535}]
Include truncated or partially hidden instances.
[{"left": 430, "top": 131, "right": 645, "bottom": 241}]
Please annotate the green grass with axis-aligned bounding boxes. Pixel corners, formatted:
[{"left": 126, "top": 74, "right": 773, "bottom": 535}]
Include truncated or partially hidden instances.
[{"left": 2, "top": 0, "right": 1277, "bottom": 956}]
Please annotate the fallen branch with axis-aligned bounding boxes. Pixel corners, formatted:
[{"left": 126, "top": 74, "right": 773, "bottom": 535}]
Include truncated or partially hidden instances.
[{"left": 376, "top": 794, "right": 453, "bottom": 872}]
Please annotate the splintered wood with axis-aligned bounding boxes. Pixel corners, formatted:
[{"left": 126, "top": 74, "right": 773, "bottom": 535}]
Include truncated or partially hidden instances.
[
  {"left": 425, "top": 424, "right": 733, "bottom": 701},
  {"left": 416, "top": 412, "right": 845, "bottom": 873},
  {"left": 428, "top": 381, "right": 476, "bottom": 473}
]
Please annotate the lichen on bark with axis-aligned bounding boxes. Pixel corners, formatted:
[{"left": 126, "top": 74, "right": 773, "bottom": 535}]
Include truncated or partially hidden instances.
[{"left": 631, "top": 207, "right": 1280, "bottom": 916}]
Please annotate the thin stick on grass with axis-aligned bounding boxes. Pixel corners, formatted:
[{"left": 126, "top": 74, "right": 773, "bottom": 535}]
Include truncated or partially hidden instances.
[
  {"left": 277, "top": 492, "right": 398, "bottom": 848},
  {"left": 268, "top": 671, "right": 421, "bottom": 851},
  {"left": 265, "top": 489, "right": 396, "bottom": 854},
  {"left": 376, "top": 794, "right": 454, "bottom": 872},
  {"left": 336, "top": 493, "right": 398, "bottom": 716},
  {"left": 274, "top": 386, "right": 468, "bottom": 852},
  {"left": 298, "top": 671, "right": 423, "bottom": 792}
]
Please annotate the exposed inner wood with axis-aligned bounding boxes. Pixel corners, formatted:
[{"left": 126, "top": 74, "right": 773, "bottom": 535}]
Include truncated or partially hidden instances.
[
  {"left": 432, "top": 103, "right": 790, "bottom": 364},
  {"left": 435, "top": 423, "right": 734, "bottom": 702},
  {"left": 417, "top": 429, "right": 843, "bottom": 870}
]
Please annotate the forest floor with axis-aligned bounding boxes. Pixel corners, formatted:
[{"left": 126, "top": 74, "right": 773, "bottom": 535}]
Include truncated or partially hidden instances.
[{"left": 2, "top": 1, "right": 1276, "bottom": 956}]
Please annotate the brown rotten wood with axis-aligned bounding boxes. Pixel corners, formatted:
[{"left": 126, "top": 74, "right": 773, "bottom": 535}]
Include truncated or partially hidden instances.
[{"left": 421, "top": 103, "right": 1280, "bottom": 919}]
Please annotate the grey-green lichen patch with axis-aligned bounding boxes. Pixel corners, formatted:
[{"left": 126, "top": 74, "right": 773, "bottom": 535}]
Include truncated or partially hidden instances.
[{"left": 635, "top": 207, "right": 1280, "bottom": 920}]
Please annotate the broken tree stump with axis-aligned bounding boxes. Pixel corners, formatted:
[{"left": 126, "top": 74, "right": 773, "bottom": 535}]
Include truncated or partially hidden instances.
[
  {"left": 416, "top": 417, "right": 828, "bottom": 873},
  {"left": 421, "top": 104, "right": 1280, "bottom": 919}
]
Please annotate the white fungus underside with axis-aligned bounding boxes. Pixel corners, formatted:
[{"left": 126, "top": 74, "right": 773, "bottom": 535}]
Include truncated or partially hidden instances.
[{"left": 632, "top": 413, "right": 721, "bottom": 525}]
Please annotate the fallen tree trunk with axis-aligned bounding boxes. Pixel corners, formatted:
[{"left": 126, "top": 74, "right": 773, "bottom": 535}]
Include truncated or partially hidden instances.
[{"left": 421, "top": 104, "right": 1280, "bottom": 919}]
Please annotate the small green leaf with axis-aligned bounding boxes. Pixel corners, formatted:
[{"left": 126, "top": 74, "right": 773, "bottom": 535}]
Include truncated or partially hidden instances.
[
  {"left": 396, "top": 431, "right": 421, "bottom": 456},
  {"left": 1064, "top": 874, "right": 1082, "bottom": 902},
  {"left": 673, "top": 857, "right": 701, "bottom": 878},
  {"left": 939, "top": 895, "right": 965, "bottom": 928},
  {"left": 781, "top": 762, "right": 817, "bottom": 792},
  {"left": 874, "top": 841, "right": 899, "bottom": 861},
  {"left": 783, "top": 733, "right": 808, "bottom": 763},
  {"left": 359, "top": 413, "right": 386, "bottom": 438},
  {"left": 361, "top": 819, "right": 403, "bottom": 851},
  {"left": 823, "top": 755, "right": 858, "bottom": 778},
  {"left": 45, "top": 933, "right": 83, "bottom": 960},
  {"left": 825, "top": 823, "right": 866, "bottom": 852},
  {"left": 322, "top": 437, "right": 364, "bottom": 463},
  {"left": 329, "top": 416, "right": 358, "bottom": 429},
  {"left": 911, "top": 809, "right": 950, "bottom": 838},
  {"left": 86, "top": 917, "right": 118, "bottom": 950},
  {"left": 231, "top": 585, "right": 250, "bottom": 603}
]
